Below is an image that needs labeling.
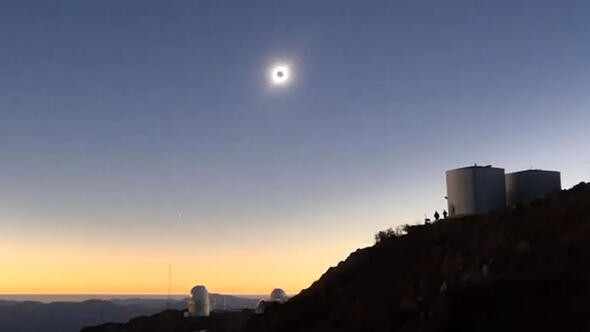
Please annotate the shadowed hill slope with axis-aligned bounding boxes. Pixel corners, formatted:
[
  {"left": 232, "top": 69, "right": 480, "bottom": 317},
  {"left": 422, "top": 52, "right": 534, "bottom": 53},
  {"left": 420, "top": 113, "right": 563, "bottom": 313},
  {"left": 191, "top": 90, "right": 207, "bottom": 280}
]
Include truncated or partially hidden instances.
[
  {"left": 244, "top": 182, "right": 590, "bottom": 332},
  {"left": 81, "top": 309, "right": 253, "bottom": 332}
]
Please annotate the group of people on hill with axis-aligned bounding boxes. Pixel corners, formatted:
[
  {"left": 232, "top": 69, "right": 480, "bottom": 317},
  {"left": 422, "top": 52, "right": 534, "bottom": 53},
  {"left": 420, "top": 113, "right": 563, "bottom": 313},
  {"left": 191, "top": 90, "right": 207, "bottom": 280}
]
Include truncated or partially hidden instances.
[{"left": 425, "top": 210, "right": 447, "bottom": 223}]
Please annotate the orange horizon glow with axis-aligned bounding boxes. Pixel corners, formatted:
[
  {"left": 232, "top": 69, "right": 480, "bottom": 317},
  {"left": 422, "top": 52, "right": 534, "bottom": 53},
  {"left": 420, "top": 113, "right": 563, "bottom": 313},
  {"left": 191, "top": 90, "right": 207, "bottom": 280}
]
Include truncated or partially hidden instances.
[
  {"left": 0, "top": 221, "right": 378, "bottom": 296},
  {"left": 0, "top": 188, "right": 428, "bottom": 296}
]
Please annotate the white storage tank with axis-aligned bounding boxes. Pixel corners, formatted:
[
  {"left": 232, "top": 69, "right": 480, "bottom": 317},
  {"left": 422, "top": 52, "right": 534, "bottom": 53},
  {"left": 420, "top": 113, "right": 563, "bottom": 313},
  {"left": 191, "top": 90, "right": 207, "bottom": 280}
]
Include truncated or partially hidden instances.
[
  {"left": 446, "top": 165, "right": 506, "bottom": 217},
  {"left": 505, "top": 169, "right": 561, "bottom": 206},
  {"left": 188, "top": 285, "right": 210, "bottom": 317}
]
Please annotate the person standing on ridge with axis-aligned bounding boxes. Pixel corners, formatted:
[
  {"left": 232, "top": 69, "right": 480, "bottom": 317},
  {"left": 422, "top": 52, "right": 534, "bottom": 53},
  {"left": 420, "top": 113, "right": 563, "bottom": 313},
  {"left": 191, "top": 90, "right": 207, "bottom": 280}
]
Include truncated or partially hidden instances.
[
  {"left": 434, "top": 211, "right": 440, "bottom": 221},
  {"left": 443, "top": 210, "right": 448, "bottom": 219}
]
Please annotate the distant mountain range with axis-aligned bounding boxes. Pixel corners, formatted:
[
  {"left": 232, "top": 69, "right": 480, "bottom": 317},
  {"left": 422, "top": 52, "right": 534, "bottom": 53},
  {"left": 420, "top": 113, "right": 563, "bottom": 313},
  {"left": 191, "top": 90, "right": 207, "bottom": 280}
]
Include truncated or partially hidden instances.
[{"left": 0, "top": 294, "right": 258, "bottom": 332}]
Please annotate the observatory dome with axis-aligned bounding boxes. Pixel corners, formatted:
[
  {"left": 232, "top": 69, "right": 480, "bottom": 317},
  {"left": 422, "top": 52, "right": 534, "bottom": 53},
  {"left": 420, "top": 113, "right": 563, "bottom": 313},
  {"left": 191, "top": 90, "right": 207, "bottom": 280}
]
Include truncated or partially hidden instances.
[
  {"left": 188, "top": 285, "right": 210, "bottom": 317},
  {"left": 270, "top": 288, "right": 288, "bottom": 303},
  {"left": 253, "top": 288, "right": 288, "bottom": 315}
]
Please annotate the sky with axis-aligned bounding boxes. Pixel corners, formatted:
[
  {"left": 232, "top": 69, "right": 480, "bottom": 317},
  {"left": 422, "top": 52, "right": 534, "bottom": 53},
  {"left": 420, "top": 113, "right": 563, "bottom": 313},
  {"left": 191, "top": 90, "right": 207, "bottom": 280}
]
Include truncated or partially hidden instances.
[{"left": 1, "top": 0, "right": 589, "bottom": 295}]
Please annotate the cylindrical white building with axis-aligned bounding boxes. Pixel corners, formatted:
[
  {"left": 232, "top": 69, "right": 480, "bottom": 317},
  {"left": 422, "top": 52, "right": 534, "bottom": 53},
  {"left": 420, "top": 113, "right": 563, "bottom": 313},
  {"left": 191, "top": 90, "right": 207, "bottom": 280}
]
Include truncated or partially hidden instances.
[
  {"left": 446, "top": 165, "right": 506, "bottom": 217},
  {"left": 505, "top": 170, "right": 561, "bottom": 206},
  {"left": 188, "top": 285, "right": 210, "bottom": 317}
]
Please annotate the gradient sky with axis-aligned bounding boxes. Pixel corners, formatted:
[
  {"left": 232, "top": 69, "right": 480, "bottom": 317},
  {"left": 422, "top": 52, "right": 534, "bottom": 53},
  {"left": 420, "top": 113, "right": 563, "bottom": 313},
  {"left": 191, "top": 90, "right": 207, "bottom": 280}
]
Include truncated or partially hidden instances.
[{"left": 1, "top": 0, "right": 589, "bottom": 295}]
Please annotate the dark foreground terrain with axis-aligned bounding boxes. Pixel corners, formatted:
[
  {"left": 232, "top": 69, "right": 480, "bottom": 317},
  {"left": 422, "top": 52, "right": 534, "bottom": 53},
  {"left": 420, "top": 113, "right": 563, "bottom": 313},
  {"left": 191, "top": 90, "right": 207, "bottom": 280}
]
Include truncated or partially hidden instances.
[
  {"left": 244, "top": 182, "right": 590, "bottom": 332},
  {"left": 85, "top": 182, "right": 590, "bottom": 332},
  {"left": 82, "top": 309, "right": 253, "bottom": 332}
]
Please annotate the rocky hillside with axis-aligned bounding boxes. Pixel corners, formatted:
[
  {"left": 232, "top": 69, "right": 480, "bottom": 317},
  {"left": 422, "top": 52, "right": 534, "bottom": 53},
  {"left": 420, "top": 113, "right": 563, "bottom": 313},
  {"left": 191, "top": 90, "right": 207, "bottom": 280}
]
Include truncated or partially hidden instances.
[{"left": 244, "top": 182, "right": 590, "bottom": 332}]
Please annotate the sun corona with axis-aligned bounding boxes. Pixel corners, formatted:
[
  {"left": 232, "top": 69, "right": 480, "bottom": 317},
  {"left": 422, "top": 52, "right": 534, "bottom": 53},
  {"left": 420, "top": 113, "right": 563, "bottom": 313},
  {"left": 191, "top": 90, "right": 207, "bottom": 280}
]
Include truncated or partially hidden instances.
[{"left": 269, "top": 64, "right": 291, "bottom": 86}]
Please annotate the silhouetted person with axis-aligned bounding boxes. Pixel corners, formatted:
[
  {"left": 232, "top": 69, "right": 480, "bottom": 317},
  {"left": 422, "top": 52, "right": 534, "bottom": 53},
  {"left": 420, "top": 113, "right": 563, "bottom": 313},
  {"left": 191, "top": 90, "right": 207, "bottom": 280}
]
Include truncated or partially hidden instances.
[
  {"left": 434, "top": 211, "right": 440, "bottom": 221},
  {"left": 443, "top": 210, "right": 448, "bottom": 219}
]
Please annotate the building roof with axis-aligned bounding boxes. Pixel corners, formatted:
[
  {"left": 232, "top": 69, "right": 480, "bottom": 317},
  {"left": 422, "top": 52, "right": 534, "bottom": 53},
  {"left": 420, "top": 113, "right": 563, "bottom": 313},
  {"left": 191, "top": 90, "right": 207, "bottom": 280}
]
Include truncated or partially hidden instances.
[
  {"left": 505, "top": 169, "right": 560, "bottom": 175},
  {"left": 446, "top": 165, "right": 504, "bottom": 172}
]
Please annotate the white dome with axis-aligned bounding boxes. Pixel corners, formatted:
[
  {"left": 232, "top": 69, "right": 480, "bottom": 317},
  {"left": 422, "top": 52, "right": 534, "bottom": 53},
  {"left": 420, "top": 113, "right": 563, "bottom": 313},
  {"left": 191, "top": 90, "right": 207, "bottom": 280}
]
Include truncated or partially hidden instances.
[
  {"left": 191, "top": 285, "right": 208, "bottom": 298},
  {"left": 188, "top": 285, "right": 210, "bottom": 317},
  {"left": 270, "top": 288, "right": 288, "bottom": 303}
]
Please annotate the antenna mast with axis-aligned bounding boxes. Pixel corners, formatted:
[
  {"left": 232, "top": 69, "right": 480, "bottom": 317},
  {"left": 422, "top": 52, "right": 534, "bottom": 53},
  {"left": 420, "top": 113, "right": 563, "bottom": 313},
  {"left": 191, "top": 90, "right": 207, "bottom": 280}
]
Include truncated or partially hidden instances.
[{"left": 167, "top": 262, "right": 172, "bottom": 308}]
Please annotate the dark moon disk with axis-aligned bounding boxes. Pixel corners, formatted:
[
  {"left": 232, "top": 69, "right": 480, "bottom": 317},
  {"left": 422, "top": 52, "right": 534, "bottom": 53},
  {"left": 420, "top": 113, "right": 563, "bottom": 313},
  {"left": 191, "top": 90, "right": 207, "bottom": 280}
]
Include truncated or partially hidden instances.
[{"left": 270, "top": 64, "right": 290, "bottom": 85}]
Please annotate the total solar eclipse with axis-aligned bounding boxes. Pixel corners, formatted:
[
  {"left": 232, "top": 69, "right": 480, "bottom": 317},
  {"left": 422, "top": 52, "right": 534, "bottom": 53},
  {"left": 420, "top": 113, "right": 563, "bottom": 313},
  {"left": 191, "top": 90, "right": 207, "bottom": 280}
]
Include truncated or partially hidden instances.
[{"left": 270, "top": 64, "right": 291, "bottom": 86}]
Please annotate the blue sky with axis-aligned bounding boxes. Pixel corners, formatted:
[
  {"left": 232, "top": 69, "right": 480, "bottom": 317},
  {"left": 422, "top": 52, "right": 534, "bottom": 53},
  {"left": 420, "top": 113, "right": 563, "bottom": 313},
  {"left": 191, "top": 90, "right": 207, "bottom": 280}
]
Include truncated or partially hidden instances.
[{"left": 1, "top": 0, "right": 589, "bottom": 293}]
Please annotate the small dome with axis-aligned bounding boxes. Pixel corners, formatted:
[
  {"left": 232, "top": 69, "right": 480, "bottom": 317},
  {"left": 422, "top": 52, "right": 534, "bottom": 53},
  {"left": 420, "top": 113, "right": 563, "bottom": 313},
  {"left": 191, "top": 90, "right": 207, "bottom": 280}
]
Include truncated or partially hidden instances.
[
  {"left": 191, "top": 285, "right": 208, "bottom": 297},
  {"left": 270, "top": 288, "right": 288, "bottom": 303}
]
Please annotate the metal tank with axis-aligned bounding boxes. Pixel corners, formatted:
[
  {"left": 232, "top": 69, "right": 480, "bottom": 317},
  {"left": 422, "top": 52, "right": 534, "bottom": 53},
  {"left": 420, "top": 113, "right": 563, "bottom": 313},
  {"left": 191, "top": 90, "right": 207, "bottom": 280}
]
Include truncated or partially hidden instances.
[
  {"left": 188, "top": 285, "right": 210, "bottom": 317},
  {"left": 505, "top": 169, "right": 561, "bottom": 206},
  {"left": 446, "top": 165, "right": 506, "bottom": 217}
]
